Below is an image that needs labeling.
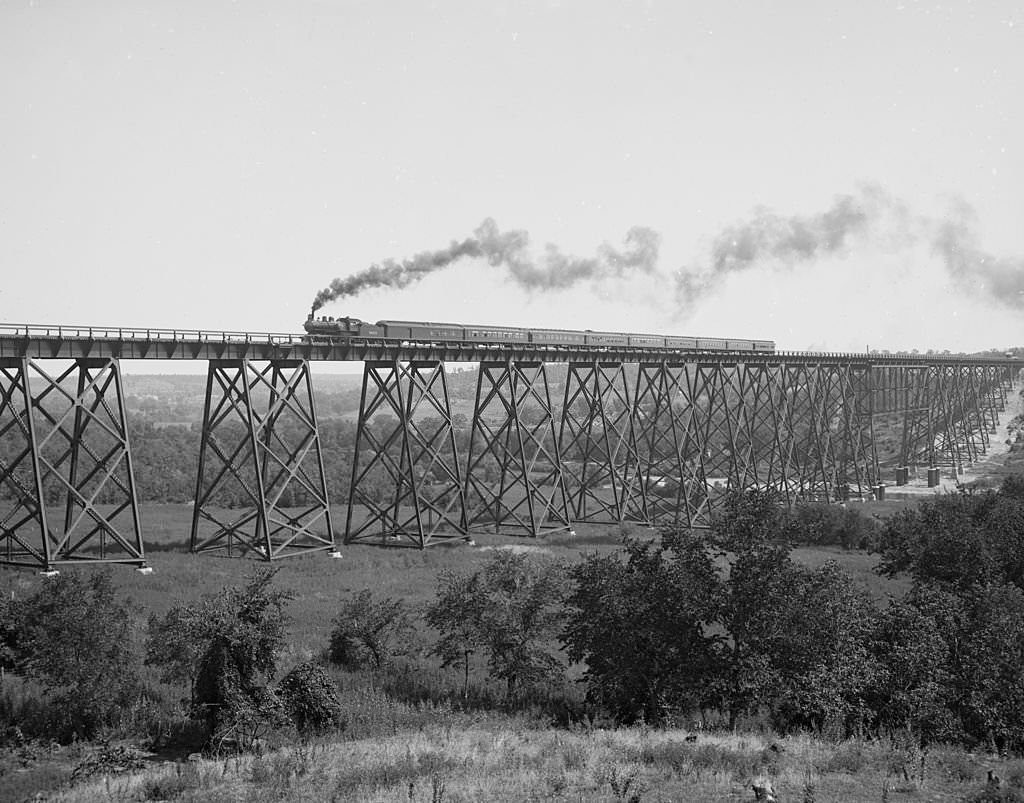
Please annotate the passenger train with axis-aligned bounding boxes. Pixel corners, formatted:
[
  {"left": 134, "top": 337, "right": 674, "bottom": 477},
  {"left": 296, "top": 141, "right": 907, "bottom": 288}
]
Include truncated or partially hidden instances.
[{"left": 304, "top": 313, "right": 776, "bottom": 353}]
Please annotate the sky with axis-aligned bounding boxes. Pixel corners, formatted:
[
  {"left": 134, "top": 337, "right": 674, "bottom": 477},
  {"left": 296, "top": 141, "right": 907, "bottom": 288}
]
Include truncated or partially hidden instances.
[{"left": 1, "top": 0, "right": 1022, "bottom": 372}]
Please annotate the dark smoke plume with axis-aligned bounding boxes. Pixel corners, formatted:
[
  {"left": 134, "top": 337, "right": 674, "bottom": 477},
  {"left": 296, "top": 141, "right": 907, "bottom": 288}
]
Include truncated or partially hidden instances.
[
  {"left": 674, "top": 185, "right": 902, "bottom": 314},
  {"left": 931, "top": 199, "right": 1024, "bottom": 310},
  {"left": 673, "top": 184, "right": 1024, "bottom": 315},
  {"left": 311, "top": 220, "right": 660, "bottom": 311}
]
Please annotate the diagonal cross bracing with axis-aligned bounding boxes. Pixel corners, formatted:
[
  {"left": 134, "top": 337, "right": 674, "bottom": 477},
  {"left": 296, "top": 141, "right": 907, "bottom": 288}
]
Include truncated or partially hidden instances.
[
  {"left": 889, "top": 363, "right": 1014, "bottom": 481},
  {"left": 0, "top": 357, "right": 145, "bottom": 569},
  {"left": 344, "top": 360, "right": 467, "bottom": 548},
  {"left": 558, "top": 362, "right": 648, "bottom": 524},
  {"left": 464, "top": 361, "right": 571, "bottom": 536},
  {"left": 191, "top": 360, "right": 335, "bottom": 559},
  {"left": 631, "top": 360, "right": 885, "bottom": 528}
]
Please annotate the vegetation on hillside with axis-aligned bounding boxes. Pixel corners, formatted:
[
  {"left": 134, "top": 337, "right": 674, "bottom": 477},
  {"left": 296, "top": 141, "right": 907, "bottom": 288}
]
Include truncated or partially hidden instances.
[{"left": 3, "top": 478, "right": 1024, "bottom": 800}]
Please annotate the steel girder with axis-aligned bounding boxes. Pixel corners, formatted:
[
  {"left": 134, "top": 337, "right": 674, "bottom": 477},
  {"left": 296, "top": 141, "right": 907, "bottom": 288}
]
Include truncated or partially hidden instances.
[
  {"left": 0, "top": 357, "right": 145, "bottom": 569},
  {"left": 344, "top": 360, "right": 467, "bottom": 548},
  {"left": 558, "top": 361, "right": 648, "bottom": 524},
  {"left": 190, "top": 360, "right": 336, "bottom": 559},
  {"left": 465, "top": 361, "right": 572, "bottom": 536}
]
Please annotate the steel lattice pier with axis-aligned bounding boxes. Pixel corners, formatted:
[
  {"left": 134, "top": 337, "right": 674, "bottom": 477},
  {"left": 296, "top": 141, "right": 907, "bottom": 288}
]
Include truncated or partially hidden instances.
[
  {"left": 0, "top": 358, "right": 145, "bottom": 568},
  {"left": 0, "top": 348, "right": 1019, "bottom": 566},
  {"left": 463, "top": 361, "right": 572, "bottom": 537},
  {"left": 190, "top": 360, "right": 336, "bottom": 559},
  {"left": 345, "top": 358, "right": 1019, "bottom": 543},
  {"left": 344, "top": 361, "right": 467, "bottom": 547}
]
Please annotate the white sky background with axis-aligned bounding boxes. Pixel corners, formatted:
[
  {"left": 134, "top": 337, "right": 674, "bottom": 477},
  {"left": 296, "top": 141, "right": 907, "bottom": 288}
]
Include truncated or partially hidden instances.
[{"left": 1, "top": 0, "right": 1022, "bottom": 373}]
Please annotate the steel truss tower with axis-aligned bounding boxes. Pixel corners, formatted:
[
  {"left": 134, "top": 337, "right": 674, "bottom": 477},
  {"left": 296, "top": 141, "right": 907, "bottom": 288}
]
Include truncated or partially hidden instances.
[
  {"left": 465, "top": 361, "right": 572, "bottom": 536},
  {"left": 558, "top": 361, "right": 648, "bottom": 524},
  {"left": 344, "top": 361, "right": 467, "bottom": 547},
  {"left": 891, "top": 363, "right": 1012, "bottom": 477},
  {"left": 191, "top": 359, "right": 336, "bottom": 559},
  {"left": 0, "top": 357, "right": 145, "bottom": 569},
  {"left": 629, "top": 360, "right": 880, "bottom": 528}
]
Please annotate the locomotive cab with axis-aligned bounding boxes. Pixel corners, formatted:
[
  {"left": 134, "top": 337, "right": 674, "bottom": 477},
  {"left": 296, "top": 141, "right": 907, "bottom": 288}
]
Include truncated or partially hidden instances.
[{"left": 302, "top": 313, "right": 364, "bottom": 337}]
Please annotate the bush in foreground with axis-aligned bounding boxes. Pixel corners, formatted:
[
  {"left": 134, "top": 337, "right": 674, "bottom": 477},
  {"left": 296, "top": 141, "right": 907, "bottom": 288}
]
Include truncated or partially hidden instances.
[
  {"left": 7, "top": 571, "right": 139, "bottom": 742},
  {"left": 146, "top": 568, "right": 295, "bottom": 750}
]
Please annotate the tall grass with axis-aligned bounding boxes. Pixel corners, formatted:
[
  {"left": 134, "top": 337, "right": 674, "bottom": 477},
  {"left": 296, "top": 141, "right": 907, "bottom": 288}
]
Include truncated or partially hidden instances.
[{"left": 43, "top": 726, "right": 1024, "bottom": 803}]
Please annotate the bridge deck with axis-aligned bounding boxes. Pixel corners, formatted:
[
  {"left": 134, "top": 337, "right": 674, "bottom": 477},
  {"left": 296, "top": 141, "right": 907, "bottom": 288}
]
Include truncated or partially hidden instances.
[{"left": 0, "top": 323, "right": 1015, "bottom": 365}]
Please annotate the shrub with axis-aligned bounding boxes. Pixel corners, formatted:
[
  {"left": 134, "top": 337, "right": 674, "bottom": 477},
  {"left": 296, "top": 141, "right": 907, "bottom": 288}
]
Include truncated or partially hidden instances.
[
  {"left": 825, "top": 740, "right": 874, "bottom": 774},
  {"left": 71, "top": 740, "right": 148, "bottom": 782},
  {"left": 963, "top": 786, "right": 1024, "bottom": 803},
  {"left": 327, "top": 590, "right": 414, "bottom": 669},
  {"left": 146, "top": 568, "right": 294, "bottom": 751},
  {"left": 276, "top": 662, "right": 344, "bottom": 736},
  {"left": 11, "top": 571, "right": 140, "bottom": 742},
  {"left": 784, "top": 503, "right": 878, "bottom": 549},
  {"left": 562, "top": 531, "right": 718, "bottom": 725},
  {"left": 427, "top": 551, "right": 569, "bottom": 698}
]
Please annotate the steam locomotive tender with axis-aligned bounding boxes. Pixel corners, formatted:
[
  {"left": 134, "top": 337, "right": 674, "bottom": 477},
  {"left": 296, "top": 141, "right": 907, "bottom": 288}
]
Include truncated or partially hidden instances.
[{"left": 304, "top": 313, "right": 775, "bottom": 353}]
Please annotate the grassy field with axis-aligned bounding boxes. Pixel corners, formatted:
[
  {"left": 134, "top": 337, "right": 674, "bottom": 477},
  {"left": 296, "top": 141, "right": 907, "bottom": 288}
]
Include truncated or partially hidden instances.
[
  {"left": 4, "top": 385, "right": 1019, "bottom": 800},
  {"left": 30, "top": 724, "right": 1024, "bottom": 802},
  {"left": 0, "top": 500, "right": 997, "bottom": 802},
  {"left": 0, "top": 503, "right": 906, "bottom": 658}
]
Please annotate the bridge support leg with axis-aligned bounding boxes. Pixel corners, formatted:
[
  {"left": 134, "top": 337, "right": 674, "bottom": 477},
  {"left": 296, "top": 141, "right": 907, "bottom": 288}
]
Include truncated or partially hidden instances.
[
  {"left": 0, "top": 358, "right": 145, "bottom": 570},
  {"left": 682, "top": 360, "right": 749, "bottom": 520},
  {"left": 344, "top": 361, "right": 467, "bottom": 548},
  {"left": 190, "top": 360, "right": 336, "bottom": 559},
  {"left": 830, "top": 364, "right": 879, "bottom": 500},
  {"left": 897, "top": 365, "right": 934, "bottom": 474},
  {"left": 558, "top": 361, "right": 648, "bottom": 524},
  {"left": 633, "top": 363, "right": 711, "bottom": 528},
  {"left": 465, "top": 361, "right": 571, "bottom": 537}
]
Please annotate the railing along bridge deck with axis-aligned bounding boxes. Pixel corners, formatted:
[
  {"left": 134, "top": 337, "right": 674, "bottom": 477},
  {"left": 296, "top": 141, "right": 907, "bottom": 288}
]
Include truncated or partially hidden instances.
[{"left": 0, "top": 322, "right": 1019, "bottom": 570}]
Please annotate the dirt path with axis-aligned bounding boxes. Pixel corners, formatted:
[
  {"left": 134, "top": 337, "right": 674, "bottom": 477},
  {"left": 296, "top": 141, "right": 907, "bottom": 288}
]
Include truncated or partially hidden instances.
[
  {"left": 959, "top": 381, "right": 1024, "bottom": 483},
  {"left": 883, "top": 381, "right": 1023, "bottom": 497}
]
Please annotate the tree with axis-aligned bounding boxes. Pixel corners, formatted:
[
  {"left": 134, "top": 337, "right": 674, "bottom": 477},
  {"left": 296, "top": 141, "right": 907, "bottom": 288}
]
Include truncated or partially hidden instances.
[
  {"left": 427, "top": 551, "right": 568, "bottom": 697},
  {"left": 145, "top": 604, "right": 208, "bottom": 705},
  {"left": 867, "top": 585, "right": 964, "bottom": 745},
  {"left": 709, "top": 536, "right": 798, "bottom": 728},
  {"left": 867, "top": 486, "right": 1024, "bottom": 749},
  {"left": 0, "top": 592, "right": 19, "bottom": 675},
  {"left": 783, "top": 502, "right": 879, "bottom": 549},
  {"left": 767, "top": 562, "right": 880, "bottom": 735},
  {"left": 425, "top": 569, "right": 487, "bottom": 698},
  {"left": 709, "top": 488, "right": 788, "bottom": 554},
  {"left": 276, "top": 661, "right": 344, "bottom": 737},
  {"left": 327, "top": 589, "right": 415, "bottom": 669},
  {"left": 874, "top": 492, "right": 1024, "bottom": 590},
  {"left": 147, "top": 568, "right": 294, "bottom": 749},
  {"left": 957, "top": 583, "right": 1024, "bottom": 752},
  {"left": 1001, "top": 474, "right": 1024, "bottom": 501},
  {"left": 562, "top": 529, "right": 719, "bottom": 724},
  {"left": 13, "top": 571, "right": 138, "bottom": 741},
  {"left": 707, "top": 490, "right": 880, "bottom": 733},
  {"left": 873, "top": 581, "right": 1024, "bottom": 751}
]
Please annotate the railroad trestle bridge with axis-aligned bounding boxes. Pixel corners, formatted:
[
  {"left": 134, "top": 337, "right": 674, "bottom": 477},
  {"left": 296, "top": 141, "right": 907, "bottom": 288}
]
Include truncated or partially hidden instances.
[{"left": 0, "top": 323, "right": 1019, "bottom": 569}]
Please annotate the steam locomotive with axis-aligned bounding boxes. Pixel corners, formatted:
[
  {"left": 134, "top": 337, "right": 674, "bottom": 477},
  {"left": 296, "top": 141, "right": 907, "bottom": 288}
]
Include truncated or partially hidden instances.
[{"left": 304, "top": 313, "right": 776, "bottom": 353}]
